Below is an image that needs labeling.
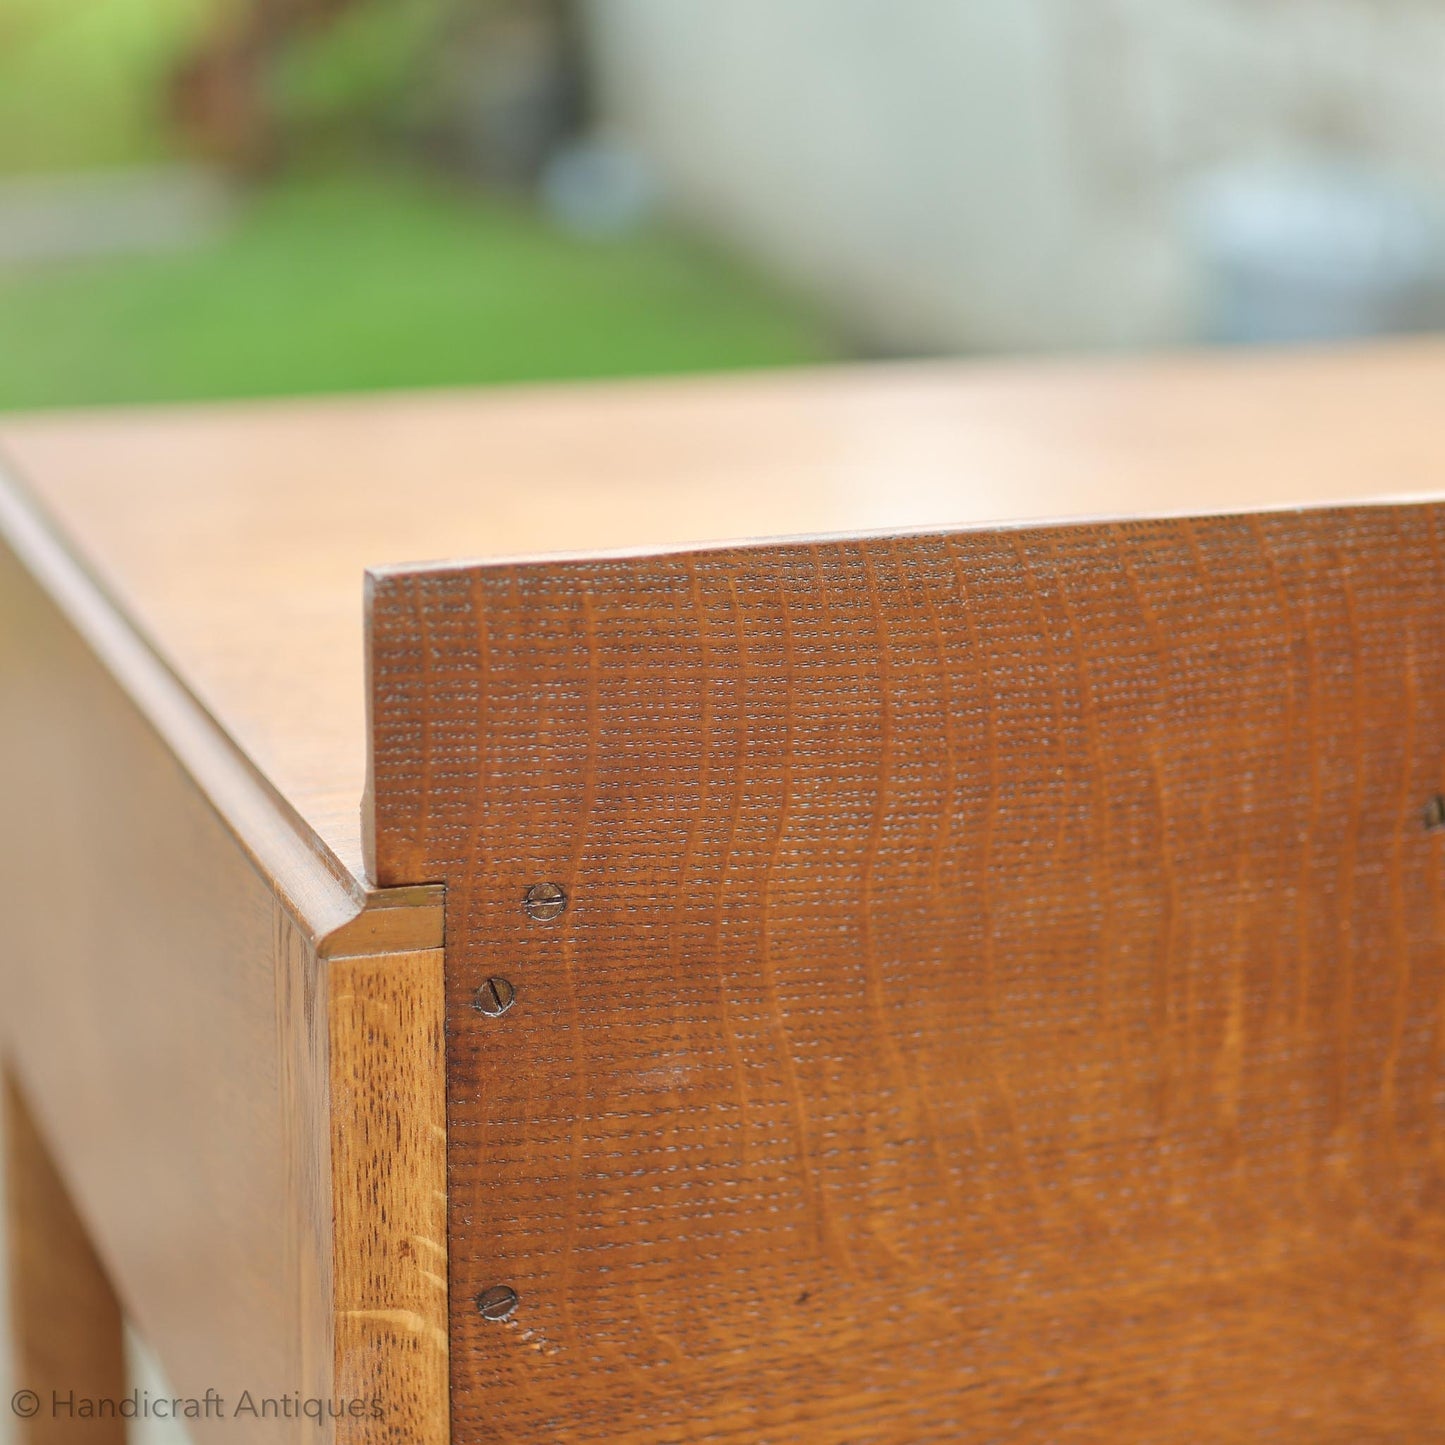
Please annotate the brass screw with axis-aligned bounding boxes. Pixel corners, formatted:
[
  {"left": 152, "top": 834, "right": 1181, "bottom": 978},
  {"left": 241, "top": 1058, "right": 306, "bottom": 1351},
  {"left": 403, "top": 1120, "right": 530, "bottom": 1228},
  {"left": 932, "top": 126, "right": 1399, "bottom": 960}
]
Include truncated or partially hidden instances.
[
  {"left": 472, "top": 977, "right": 515, "bottom": 1017},
  {"left": 1425, "top": 795, "right": 1445, "bottom": 832},
  {"left": 477, "top": 1285, "right": 519, "bottom": 1321},
  {"left": 523, "top": 882, "right": 567, "bottom": 922}
]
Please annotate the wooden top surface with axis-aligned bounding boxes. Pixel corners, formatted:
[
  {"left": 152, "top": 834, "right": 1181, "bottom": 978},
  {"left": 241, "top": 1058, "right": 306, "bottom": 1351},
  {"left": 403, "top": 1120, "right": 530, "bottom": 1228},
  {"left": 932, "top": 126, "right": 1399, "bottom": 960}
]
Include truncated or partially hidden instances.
[{"left": 3, "top": 339, "right": 1444, "bottom": 884}]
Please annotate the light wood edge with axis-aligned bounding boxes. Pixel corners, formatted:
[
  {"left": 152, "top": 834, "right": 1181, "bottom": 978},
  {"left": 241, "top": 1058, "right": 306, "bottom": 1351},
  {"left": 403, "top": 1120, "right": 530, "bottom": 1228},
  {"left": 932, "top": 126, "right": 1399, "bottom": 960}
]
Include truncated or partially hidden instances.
[
  {"left": 1, "top": 452, "right": 450, "bottom": 1434},
  {"left": 0, "top": 454, "right": 442, "bottom": 949},
  {"left": 327, "top": 947, "right": 449, "bottom": 1445}
]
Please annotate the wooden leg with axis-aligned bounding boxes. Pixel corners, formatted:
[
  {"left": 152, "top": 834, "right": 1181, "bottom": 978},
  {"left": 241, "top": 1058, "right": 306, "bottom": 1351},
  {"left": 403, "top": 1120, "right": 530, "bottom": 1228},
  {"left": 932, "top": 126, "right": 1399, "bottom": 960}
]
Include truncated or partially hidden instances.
[{"left": 5, "top": 1071, "right": 127, "bottom": 1444}]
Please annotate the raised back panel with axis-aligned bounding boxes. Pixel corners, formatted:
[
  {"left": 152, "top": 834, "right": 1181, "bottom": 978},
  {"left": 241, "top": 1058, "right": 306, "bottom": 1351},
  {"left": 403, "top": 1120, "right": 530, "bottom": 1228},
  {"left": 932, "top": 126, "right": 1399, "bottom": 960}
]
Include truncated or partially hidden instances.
[{"left": 367, "top": 507, "right": 1445, "bottom": 1443}]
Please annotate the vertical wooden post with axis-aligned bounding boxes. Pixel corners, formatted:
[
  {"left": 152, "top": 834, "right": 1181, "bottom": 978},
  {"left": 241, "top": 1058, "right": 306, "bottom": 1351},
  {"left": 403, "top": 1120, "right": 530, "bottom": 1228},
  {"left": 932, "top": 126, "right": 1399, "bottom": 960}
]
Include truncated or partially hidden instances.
[{"left": 4, "top": 1072, "right": 127, "bottom": 1444}]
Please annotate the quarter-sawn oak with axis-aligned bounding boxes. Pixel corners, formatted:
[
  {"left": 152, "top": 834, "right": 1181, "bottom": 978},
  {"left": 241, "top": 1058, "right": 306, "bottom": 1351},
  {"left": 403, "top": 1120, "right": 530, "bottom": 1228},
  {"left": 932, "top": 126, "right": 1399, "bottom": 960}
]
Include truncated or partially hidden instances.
[{"left": 369, "top": 507, "right": 1445, "bottom": 1442}]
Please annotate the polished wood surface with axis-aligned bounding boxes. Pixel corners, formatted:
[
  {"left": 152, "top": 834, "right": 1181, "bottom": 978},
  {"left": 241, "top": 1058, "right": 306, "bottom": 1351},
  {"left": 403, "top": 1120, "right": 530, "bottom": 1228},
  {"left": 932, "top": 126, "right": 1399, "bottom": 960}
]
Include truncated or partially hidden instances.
[
  {"left": 0, "top": 470, "right": 446, "bottom": 1441},
  {"left": 0, "top": 496, "right": 330, "bottom": 1440},
  {"left": 328, "top": 948, "right": 449, "bottom": 1445},
  {"left": 369, "top": 506, "right": 1445, "bottom": 1441},
  {"left": 7, "top": 341, "right": 1445, "bottom": 883},
  {"left": 6, "top": 347, "right": 1445, "bottom": 1441},
  {"left": 4, "top": 1074, "right": 127, "bottom": 1445}
]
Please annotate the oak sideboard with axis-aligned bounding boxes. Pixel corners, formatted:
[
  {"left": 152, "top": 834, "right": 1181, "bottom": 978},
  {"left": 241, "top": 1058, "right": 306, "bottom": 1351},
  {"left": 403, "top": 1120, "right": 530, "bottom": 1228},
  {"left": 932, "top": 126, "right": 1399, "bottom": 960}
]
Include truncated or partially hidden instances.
[{"left": 3, "top": 343, "right": 1444, "bottom": 1442}]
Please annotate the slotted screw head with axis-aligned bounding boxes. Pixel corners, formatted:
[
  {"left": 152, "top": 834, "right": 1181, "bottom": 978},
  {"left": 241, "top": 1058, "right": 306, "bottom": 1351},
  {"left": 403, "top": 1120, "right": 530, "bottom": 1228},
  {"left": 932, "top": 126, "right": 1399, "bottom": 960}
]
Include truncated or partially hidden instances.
[
  {"left": 472, "top": 977, "right": 515, "bottom": 1018},
  {"left": 523, "top": 882, "right": 567, "bottom": 922},
  {"left": 476, "top": 1285, "right": 519, "bottom": 1321}
]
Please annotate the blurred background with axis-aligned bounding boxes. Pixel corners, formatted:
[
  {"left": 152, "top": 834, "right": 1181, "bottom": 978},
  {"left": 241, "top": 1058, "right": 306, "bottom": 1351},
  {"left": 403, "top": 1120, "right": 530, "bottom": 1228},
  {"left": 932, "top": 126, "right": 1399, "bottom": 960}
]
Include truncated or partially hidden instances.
[
  {"left": 2, "top": 0, "right": 1445, "bottom": 415},
  {"left": 4, "top": 3, "right": 1445, "bottom": 1440}
]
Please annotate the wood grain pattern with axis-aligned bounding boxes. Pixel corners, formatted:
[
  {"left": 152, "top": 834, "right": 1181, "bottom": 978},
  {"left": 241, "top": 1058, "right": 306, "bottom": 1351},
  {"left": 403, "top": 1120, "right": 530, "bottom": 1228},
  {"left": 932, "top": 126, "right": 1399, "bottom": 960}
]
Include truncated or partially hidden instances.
[
  {"left": 9, "top": 340, "right": 1445, "bottom": 882},
  {"left": 0, "top": 509, "right": 333, "bottom": 1442},
  {"left": 4, "top": 1072, "right": 127, "bottom": 1445},
  {"left": 329, "top": 948, "right": 449, "bottom": 1444},
  {"left": 0, "top": 457, "right": 447, "bottom": 1439},
  {"left": 369, "top": 505, "right": 1445, "bottom": 1442}
]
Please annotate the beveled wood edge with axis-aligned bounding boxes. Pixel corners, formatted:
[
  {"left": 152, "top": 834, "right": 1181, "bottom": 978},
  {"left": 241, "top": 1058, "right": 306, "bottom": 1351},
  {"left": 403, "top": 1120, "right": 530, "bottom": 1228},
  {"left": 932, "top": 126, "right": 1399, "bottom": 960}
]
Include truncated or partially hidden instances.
[
  {"left": 328, "top": 948, "right": 449, "bottom": 1444},
  {"left": 0, "top": 456, "right": 441, "bottom": 953},
  {"left": 0, "top": 462, "right": 450, "bottom": 1438},
  {"left": 321, "top": 886, "right": 444, "bottom": 958}
]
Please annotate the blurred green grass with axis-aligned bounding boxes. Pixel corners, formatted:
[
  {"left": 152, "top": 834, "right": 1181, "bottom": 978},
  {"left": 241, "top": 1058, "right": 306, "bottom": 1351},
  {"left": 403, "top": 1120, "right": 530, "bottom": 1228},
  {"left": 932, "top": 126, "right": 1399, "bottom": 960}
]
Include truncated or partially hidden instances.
[
  {"left": 0, "top": 1, "right": 835, "bottom": 410},
  {"left": 0, "top": 0, "right": 211, "bottom": 174},
  {"left": 0, "top": 170, "right": 838, "bottom": 411}
]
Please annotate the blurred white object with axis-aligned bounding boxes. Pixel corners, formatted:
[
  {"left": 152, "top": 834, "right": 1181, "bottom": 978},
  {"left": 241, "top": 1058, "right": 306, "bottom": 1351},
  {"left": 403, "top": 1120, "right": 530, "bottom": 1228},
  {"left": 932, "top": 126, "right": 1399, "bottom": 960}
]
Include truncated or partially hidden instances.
[
  {"left": 580, "top": 0, "right": 1445, "bottom": 353},
  {"left": 0, "top": 166, "right": 234, "bottom": 267},
  {"left": 126, "top": 1327, "right": 194, "bottom": 1445},
  {"left": 1186, "top": 160, "right": 1442, "bottom": 343},
  {"left": 541, "top": 135, "right": 656, "bottom": 237}
]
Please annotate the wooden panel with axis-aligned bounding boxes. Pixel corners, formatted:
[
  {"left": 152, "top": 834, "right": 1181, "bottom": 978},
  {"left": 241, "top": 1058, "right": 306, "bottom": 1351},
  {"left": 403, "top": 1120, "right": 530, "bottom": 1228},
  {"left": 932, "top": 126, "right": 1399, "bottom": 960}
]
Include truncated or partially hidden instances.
[
  {"left": 10, "top": 340, "right": 1445, "bottom": 881},
  {"left": 4, "top": 1073, "right": 126, "bottom": 1445},
  {"left": 368, "top": 506, "right": 1445, "bottom": 1442},
  {"left": 0, "top": 529, "right": 331, "bottom": 1444},
  {"left": 329, "top": 948, "right": 449, "bottom": 1445},
  {"left": 0, "top": 474, "right": 446, "bottom": 1439}
]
